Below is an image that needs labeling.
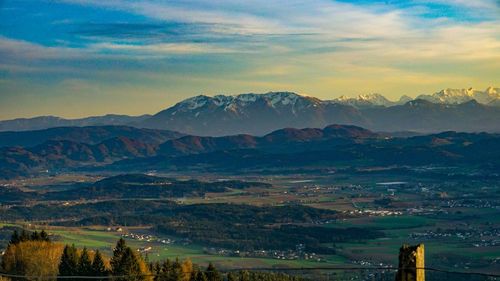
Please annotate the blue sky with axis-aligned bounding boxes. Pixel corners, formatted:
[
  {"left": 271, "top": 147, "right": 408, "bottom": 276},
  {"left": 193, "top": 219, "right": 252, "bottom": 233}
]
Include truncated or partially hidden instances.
[{"left": 0, "top": 0, "right": 499, "bottom": 119}]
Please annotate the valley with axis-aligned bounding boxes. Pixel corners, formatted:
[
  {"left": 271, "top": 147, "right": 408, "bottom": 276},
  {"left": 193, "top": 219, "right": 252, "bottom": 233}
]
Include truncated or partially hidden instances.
[
  {"left": 2, "top": 0, "right": 499, "bottom": 278},
  {"left": 1, "top": 166, "right": 498, "bottom": 279}
]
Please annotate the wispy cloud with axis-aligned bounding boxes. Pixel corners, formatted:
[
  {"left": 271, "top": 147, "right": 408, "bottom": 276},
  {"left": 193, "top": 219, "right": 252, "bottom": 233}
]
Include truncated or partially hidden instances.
[
  {"left": 89, "top": 42, "right": 238, "bottom": 55},
  {"left": 415, "top": 0, "right": 499, "bottom": 9},
  {"left": 0, "top": 36, "right": 83, "bottom": 61}
]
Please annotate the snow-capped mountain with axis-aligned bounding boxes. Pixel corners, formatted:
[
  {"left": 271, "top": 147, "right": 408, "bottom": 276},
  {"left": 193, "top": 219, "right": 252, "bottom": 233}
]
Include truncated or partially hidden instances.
[
  {"left": 332, "top": 88, "right": 500, "bottom": 108},
  {"left": 331, "top": 93, "right": 409, "bottom": 108},
  {"left": 416, "top": 87, "right": 500, "bottom": 105},
  {"left": 140, "top": 92, "right": 366, "bottom": 136},
  {"left": 139, "top": 90, "right": 500, "bottom": 135},
  {"left": 169, "top": 92, "right": 321, "bottom": 115},
  {"left": 2, "top": 88, "right": 499, "bottom": 136}
]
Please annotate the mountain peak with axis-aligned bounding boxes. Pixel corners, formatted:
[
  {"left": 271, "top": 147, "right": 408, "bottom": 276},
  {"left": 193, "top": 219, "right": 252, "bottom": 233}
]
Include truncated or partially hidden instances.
[
  {"left": 417, "top": 87, "right": 499, "bottom": 105},
  {"left": 332, "top": 93, "right": 398, "bottom": 108},
  {"left": 399, "top": 95, "right": 413, "bottom": 103},
  {"left": 175, "top": 95, "right": 212, "bottom": 110},
  {"left": 169, "top": 91, "right": 311, "bottom": 116}
]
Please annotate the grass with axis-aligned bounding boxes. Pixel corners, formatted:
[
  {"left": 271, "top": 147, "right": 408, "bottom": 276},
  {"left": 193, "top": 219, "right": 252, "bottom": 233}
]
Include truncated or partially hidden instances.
[
  {"left": 332, "top": 215, "right": 434, "bottom": 230},
  {"left": 18, "top": 225, "right": 347, "bottom": 269},
  {"left": 49, "top": 228, "right": 120, "bottom": 250}
]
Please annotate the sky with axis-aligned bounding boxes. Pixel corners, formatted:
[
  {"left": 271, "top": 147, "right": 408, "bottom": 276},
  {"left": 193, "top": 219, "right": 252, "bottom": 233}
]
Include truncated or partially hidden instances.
[{"left": 0, "top": 0, "right": 499, "bottom": 119}]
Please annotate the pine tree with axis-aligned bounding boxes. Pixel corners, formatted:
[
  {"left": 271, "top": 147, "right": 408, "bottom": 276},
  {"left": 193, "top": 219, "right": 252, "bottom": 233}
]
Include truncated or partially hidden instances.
[
  {"left": 78, "top": 247, "right": 93, "bottom": 276},
  {"left": 40, "top": 230, "right": 50, "bottom": 241},
  {"left": 194, "top": 271, "right": 207, "bottom": 281},
  {"left": 31, "top": 231, "right": 41, "bottom": 241},
  {"left": 158, "top": 260, "right": 171, "bottom": 281},
  {"left": 204, "top": 263, "right": 221, "bottom": 281},
  {"left": 19, "top": 230, "right": 30, "bottom": 243},
  {"left": 226, "top": 272, "right": 237, "bottom": 281},
  {"left": 169, "top": 258, "right": 182, "bottom": 281},
  {"left": 238, "top": 271, "right": 250, "bottom": 281},
  {"left": 91, "top": 250, "right": 108, "bottom": 279},
  {"left": 151, "top": 261, "right": 161, "bottom": 281},
  {"left": 188, "top": 269, "right": 198, "bottom": 281},
  {"left": 111, "top": 238, "right": 128, "bottom": 274},
  {"left": 116, "top": 247, "right": 144, "bottom": 281},
  {"left": 58, "top": 244, "right": 80, "bottom": 277},
  {"left": 9, "top": 230, "right": 20, "bottom": 245}
]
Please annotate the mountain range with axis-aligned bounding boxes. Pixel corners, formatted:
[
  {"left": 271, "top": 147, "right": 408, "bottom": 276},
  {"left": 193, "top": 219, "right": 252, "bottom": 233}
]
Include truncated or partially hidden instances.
[
  {"left": 0, "top": 114, "right": 150, "bottom": 132},
  {"left": 0, "top": 88, "right": 499, "bottom": 136},
  {"left": 140, "top": 90, "right": 500, "bottom": 135},
  {"left": 416, "top": 87, "right": 500, "bottom": 106},
  {"left": 0, "top": 125, "right": 183, "bottom": 148},
  {"left": 1, "top": 124, "right": 498, "bottom": 179}
]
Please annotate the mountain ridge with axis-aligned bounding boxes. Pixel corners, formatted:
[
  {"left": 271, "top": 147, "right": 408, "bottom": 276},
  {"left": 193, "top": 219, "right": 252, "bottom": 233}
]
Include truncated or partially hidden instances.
[
  {"left": 0, "top": 125, "right": 183, "bottom": 148},
  {"left": 1, "top": 124, "right": 499, "bottom": 179},
  {"left": 139, "top": 89, "right": 500, "bottom": 135},
  {"left": 0, "top": 114, "right": 151, "bottom": 132},
  {"left": 1, "top": 87, "right": 499, "bottom": 135}
]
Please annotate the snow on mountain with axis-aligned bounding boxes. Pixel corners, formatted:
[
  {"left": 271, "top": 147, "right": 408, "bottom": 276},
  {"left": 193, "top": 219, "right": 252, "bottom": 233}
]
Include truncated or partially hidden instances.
[
  {"left": 141, "top": 92, "right": 365, "bottom": 136},
  {"left": 398, "top": 95, "right": 413, "bottom": 104},
  {"left": 331, "top": 93, "right": 404, "bottom": 108},
  {"left": 169, "top": 88, "right": 500, "bottom": 118},
  {"left": 171, "top": 92, "right": 317, "bottom": 115},
  {"left": 416, "top": 87, "right": 500, "bottom": 105},
  {"left": 331, "top": 87, "right": 500, "bottom": 108}
]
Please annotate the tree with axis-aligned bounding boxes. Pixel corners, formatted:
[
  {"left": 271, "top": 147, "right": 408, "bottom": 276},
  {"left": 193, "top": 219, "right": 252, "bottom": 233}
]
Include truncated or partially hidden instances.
[
  {"left": 180, "top": 259, "right": 193, "bottom": 281},
  {"left": 226, "top": 272, "right": 237, "bottom": 281},
  {"left": 194, "top": 271, "right": 207, "bottom": 281},
  {"left": 188, "top": 269, "right": 198, "bottom": 281},
  {"left": 238, "top": 271, "right": 250, "bottom": 281},
  {"left": 58, "top": 244, "right": 80, "bottom": 277},
  {"left": 19, "top": 230, "right": 30, "bottom": 243},
  {"left": 40, "top": 230, "right": 50, "bottom": 241},
  {"left": 7, "top": 229, "right": 50, "bottom": 246},
  {"left": 30, "top": 231, "right": 41, "bottom": 241},
  {"left": 78, "top": 247, "right": 93, "bottom": 276},
  {"left": 169, "top": 258, "right": 182, "bottom": 281},
  {"left": 91, "top": 250, "right": 109, "bottom": 280},
  {"left": 8, "top": 230, "right": 20, "bottom": 245},
  {"left": 204, "top": 263, "right": 221, "bottom": 281},
  {"left": 91, "top": 250, "right": 108, "bottom": 276},
  {"left": 111, "top": 238, "right": 128, "bottom": 274},
  {"left": 2, "top": 240, "right": 63, "bottom": 280},
  {"left": 115, "top": 247, "right": 143, "bottom": 281},
  {"left": 151, "top": 261, "right": 161, "bottom": 281}
]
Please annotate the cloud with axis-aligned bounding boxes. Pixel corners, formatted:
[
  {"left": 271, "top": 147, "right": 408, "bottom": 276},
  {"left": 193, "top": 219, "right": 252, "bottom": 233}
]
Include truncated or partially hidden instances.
[
  {"left": 89, "top": 42, "right": 237, "bottom": 55},
  {"left": 0, "top": 0, "right": 498, "bottom": 118},
  {"left": 415, "top": 0, "right": 499, "bottom": 9},
  {"left": 0, "top": 36, "right": 83, "bottom": 61},
  {"left": 4, "top": 0, "right": 500, "bottom": 67}
]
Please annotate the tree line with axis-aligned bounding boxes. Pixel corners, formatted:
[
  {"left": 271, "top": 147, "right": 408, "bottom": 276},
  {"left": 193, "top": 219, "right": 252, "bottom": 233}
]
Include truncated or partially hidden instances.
[{"left": 1, "top": 230, "right": 303, "bottom": 281}]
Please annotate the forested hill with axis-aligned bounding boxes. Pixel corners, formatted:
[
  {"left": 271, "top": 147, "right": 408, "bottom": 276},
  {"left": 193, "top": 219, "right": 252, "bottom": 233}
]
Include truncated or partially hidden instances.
[
  {"left": 0, "top": 174, "right": 271, "bottom": 203},
  {"left": 1, "top": 124, "right": 499, "bottom": 179}
]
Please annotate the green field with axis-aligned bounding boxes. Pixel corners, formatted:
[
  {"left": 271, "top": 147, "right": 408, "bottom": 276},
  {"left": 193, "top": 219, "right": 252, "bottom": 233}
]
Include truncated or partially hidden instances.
[{"left": 16, "top": 225, "right": 348, "bottom": 269}]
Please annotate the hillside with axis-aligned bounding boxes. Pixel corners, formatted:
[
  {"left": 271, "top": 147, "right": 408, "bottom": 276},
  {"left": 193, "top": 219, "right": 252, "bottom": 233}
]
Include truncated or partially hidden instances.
[
  {"left": 0, "top": 114, "right": 151, "bottom": 132},
  {"left": 1, "top": 124, "right": 498, "bottom": 179},
  {"left": 0, "top": 125, "right": 183, "bottom": 148}
]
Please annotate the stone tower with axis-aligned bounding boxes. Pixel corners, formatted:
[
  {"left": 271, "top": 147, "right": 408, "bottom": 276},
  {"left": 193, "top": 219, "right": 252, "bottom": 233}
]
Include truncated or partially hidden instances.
[{"left": 395, "top": 244, "right": 425, "bottom": 281}]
